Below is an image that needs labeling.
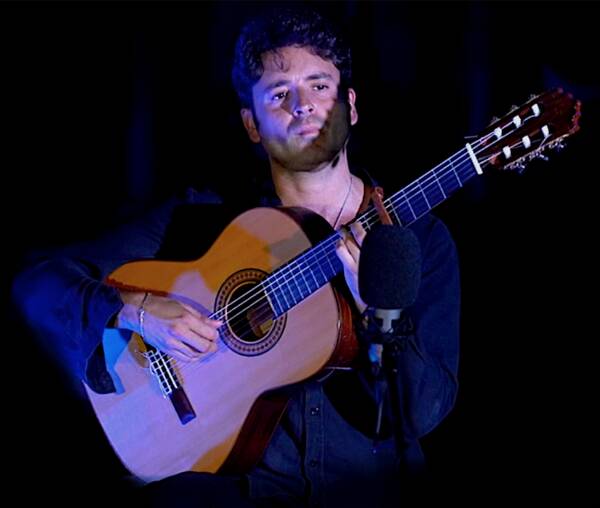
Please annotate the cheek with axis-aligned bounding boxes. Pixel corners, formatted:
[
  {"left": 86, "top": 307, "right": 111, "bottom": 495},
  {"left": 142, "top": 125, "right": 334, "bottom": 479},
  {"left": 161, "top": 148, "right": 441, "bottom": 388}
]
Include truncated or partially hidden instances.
[{"left": 258, "top": 110, "right": 289, "bottom": 137}]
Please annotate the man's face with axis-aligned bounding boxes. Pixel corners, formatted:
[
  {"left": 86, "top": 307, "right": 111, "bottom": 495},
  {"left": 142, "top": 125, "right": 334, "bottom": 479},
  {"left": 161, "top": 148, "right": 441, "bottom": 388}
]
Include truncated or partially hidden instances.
[{"left": 242, "top": 46, "right": 357, "bottom": 172}]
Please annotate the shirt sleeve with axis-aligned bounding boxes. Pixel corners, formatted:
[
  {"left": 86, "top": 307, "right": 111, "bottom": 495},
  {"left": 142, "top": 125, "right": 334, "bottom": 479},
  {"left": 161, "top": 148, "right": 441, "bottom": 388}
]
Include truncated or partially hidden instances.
[
  {"left": 390, "top": 215, "right": 461, "bottom": 440},
  {"left": 11, "top": 197, "right": 183, "bottom": 393}
]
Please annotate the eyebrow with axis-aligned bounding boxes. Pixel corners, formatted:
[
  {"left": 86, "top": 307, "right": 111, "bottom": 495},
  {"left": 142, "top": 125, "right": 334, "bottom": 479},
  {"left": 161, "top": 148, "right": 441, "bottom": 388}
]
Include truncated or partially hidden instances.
[{"left": 263, "top": 72, "right": 336, "bottom": 93}]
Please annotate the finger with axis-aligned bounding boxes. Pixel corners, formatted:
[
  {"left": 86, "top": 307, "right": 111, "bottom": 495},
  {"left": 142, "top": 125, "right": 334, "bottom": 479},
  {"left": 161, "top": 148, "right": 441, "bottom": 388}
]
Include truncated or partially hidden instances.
[
  {"left": 186, "top": 316, "right": 221, "bottom": 342},
  {"left": 166, "top": 322, "right": 216, "bottom": 355},
  {"left": 169, "top": 348, "right": 200, "bottom": 363},
  {"left": 176, "top": 327, "right": 218, "bottom": 354},
  {"left": 178, "top": 332, "right": 218, "bottom": 356},
  {"left": 187, "top": 328, "right": 219, "bottom": 353},
  {"left": 157, "top": 333, "right": 203, "bottom": 360},
  {"left": 344, "top": 236, "right": 361, "bottom": 262},
  {"left": 349, "top": 221, "right": 366, "bottom": 246},
  {"left": 338, "top": 234, "right": 360, "bottom": 263},
  {"left": 180, "top": 302, "right": 223, "bottom": 327},
  {"left": 336, "top": 240, "right": 358, "bottom": 272}
]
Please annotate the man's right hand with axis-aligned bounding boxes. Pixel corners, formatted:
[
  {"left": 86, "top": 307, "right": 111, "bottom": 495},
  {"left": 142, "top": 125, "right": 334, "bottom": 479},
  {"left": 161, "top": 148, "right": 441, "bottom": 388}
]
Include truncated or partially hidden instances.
[{"left": 117, "top": 291, "right": 222, "bottom": 362}]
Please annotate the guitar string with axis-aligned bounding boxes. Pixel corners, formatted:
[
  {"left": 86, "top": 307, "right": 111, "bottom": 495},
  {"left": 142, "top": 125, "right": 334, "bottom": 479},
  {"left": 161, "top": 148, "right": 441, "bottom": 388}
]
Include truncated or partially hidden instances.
[
  {"left": 215, "top": 107, "right": 544, "bottom": 328},
  {"left": 155, "top": 111, "right": 543, "bottom": 374},
  {"left": 157, "top": 155, "right": 475, "bottom": 370},
  {"left": 153, "top": 141, "right": 483, "bottom": 371},
  {"left": 143, "top": 93, "right": 565, "bottom": 383},
  {"left": 169, "top": 89, "right": 570, "bottom": 377},
  {"left": 206, "top": 130, "right": 493, "bottom": 324},
  {"left": 155, "top": 112, "right": 545, "bottom": 378},
  {"left": 202, "top": 109, "right": 536, "bottom": 329},
  {"left": 155, "top": 111, "right": 545, "bottom": 376}
]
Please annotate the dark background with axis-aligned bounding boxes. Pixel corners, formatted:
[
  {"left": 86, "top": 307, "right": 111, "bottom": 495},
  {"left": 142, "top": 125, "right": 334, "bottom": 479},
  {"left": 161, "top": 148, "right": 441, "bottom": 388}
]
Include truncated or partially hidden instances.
[{"left": 5, "top": 1, "right": 598, "bottom": 504}]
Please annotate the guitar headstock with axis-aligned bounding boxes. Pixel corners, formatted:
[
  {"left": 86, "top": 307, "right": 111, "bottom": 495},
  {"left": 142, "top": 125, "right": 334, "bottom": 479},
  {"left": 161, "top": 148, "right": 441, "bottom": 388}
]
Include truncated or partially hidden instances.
[{"left": 474, "top": 88, "right": 581, "bottom": 173}]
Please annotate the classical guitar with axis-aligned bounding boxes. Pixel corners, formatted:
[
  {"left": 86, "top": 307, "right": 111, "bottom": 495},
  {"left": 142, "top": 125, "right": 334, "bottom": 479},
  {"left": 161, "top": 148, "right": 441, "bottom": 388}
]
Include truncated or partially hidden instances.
[{"left": 85, "top": 88, "right": 581, "bottom": 482}]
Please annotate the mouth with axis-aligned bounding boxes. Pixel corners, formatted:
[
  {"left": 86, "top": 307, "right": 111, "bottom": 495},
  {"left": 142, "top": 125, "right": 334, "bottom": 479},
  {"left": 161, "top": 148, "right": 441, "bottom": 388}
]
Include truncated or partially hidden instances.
[{"left": 294, "top": 126, "right": 321, "bottom": 138}]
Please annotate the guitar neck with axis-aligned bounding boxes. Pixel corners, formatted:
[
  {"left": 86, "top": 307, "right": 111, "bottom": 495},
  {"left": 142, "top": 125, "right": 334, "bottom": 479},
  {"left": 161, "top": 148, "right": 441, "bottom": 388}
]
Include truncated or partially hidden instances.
[
  {"left": 356, "top": 144, "right": 481, "bottom": 231},
  {"left": 262, "top": 144, "right": 482, "bottom": 317}
]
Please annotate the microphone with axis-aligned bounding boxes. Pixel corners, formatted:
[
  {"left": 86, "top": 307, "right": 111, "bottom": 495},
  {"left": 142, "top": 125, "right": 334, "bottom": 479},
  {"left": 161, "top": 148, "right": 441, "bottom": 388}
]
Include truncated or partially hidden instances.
[{"left": 358, "top": 224, "right": 422, "bottom": 365}]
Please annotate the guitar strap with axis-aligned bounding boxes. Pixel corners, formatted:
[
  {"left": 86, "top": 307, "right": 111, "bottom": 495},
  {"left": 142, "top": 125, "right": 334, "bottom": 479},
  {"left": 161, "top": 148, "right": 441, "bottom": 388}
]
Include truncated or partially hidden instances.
[
  {"left": 368, "top": 186, "right": 393, "bottom": 225},
  {"left": 356, "top": 180, "right": 393, "bottom": 225}
]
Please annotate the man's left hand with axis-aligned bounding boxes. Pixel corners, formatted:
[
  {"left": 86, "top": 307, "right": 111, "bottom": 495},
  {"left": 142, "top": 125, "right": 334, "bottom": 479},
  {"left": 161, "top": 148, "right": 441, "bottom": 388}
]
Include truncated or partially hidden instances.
[{"left": 335, "top": 221, "right": 367, "bottom": 314}]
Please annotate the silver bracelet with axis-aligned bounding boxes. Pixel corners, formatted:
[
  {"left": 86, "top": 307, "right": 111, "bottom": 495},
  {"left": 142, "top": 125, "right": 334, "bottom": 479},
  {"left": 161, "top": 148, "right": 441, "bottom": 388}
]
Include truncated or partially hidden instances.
[{"left": 138, "top": 292, "right": 150, "bottom": 338}]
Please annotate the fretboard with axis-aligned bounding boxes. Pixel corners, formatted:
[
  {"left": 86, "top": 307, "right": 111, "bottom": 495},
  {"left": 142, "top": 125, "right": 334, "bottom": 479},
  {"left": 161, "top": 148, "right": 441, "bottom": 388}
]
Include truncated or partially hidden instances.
[{"left": 263, "top": 146, "right": 481, "bottom": 317}]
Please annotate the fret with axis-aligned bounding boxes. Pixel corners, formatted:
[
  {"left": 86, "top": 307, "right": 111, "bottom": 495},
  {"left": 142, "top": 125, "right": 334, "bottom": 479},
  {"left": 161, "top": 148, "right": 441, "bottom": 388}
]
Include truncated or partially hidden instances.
[
  {"left": 455, "top": 158, "right": 478, "bottom": 185},
  {"left": 297, "top": 259, "right": 312, "bottom": 297},
  {"left": 308, "top": 259, "right": 319, "bottom": 288},
  {"left": 281, "top": 265, "right": 298, "bottom": 307},
  {"left": 324, "top": 249, "right": 337, "bottom": 278},
  {"left": 445, "top": 154, "right": 463, "bottom": 189},
  {"left": 287, "top": 266, "right": 302, "bottom": 304},
  {"left": 267, "top": 275, "right": 291, "bottom": 316},
  {"left": 393, "top": 199, "right": 417, "bottom": 226},
  {"left": 314, "top": 260, "right": 328, "bottom": 286},
  {"left": 418, "top": 173, "right": 445, "bottom": 208},
  {"left": 265, "top": 284, "right": 284, "bottom": 317},
  {"left": 389, "top": 203, "right": 402, "bottom": 225},
  {"left": 406, "top": 185, "right": 429, "bottom": 218},
  {"left": 277, "top": 275, "right": 293, "bottom": 310},
  {"left": 416, "top": 176, "right": 432, "bottom": 209},
  {"left": 439, "top": 165, "right": 462, "bottom": 192},
  {"left": 401, "top": 189, "right": 418, "bottom": 222},
  {"left": 433, "top": 168, "right": 447, "bottom": 199}
]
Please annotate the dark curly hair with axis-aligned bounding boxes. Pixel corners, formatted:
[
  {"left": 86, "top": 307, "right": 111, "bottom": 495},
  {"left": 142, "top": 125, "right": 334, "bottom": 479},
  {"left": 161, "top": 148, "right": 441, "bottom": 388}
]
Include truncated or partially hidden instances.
[{"left": 232, "top": 6, "right": 352, "bottom": 109}]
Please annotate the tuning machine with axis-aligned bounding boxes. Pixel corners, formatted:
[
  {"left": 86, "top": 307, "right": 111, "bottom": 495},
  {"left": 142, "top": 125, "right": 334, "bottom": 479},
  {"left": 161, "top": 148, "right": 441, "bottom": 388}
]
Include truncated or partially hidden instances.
[
  {"left": 487, "top": 116, "right": 499, "bottom": 127},
  {"left": 506, "top": 160, "right": 527, "bottom": 174}
]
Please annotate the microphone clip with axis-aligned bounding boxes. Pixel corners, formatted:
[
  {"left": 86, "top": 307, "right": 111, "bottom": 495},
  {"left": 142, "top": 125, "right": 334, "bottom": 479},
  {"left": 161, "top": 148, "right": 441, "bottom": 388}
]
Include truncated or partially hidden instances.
[{"left": 359, "top": 307, "right": 414, "bottom": 356}]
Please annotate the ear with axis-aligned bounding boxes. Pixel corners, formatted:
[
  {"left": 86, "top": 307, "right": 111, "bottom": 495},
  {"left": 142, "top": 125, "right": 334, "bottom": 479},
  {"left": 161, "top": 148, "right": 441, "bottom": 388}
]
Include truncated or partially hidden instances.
[
  {"left": 347, "top": 88, "right": 358, "bottom": 126},
  {"left": 241, "top": 108, "right": 261, "bottom": 143}
]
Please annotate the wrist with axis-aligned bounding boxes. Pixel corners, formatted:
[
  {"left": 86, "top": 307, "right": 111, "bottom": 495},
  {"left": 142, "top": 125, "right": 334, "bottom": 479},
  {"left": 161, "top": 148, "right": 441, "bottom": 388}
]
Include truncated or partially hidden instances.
[{"left": 116, "top": 290, "right": 148, "bottom": 331}]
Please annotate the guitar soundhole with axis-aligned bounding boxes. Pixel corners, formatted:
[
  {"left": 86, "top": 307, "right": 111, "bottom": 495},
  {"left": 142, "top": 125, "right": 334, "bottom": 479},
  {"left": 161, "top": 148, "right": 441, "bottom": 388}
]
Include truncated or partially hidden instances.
[
  {"left": 215, "top": 268, "right": 286, "bottom": 356},
  {"left": 229, "top": 282, "right": 273, "bottom": 342}
]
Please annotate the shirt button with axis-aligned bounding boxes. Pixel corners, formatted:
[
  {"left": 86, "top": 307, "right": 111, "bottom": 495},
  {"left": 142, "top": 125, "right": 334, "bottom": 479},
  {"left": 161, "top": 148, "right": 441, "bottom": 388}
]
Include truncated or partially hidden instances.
[
  {"left": 309, "top": 459, "right": 319, "bottom": 467},
  {"left": 310, "top": 406, "right": 320, "bottom": 416}
]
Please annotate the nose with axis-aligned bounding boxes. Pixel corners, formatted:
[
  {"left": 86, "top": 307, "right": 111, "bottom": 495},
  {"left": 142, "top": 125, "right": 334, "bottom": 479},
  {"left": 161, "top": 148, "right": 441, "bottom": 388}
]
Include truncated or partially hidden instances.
[
  {"left": 293, "top": 103, "right": 314, "bottom": 118},
  {"left": 291, "top": 89, "right": 315, "bottom": 118}
]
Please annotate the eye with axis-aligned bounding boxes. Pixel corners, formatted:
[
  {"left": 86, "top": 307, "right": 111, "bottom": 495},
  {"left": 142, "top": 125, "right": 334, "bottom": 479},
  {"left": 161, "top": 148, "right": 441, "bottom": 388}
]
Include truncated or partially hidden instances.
[
  {"left": 313, "top": 84, "right": 329, "bottom": 91},
  {"left": 271, "top": 91, "right": 288, "bottom": 101}
]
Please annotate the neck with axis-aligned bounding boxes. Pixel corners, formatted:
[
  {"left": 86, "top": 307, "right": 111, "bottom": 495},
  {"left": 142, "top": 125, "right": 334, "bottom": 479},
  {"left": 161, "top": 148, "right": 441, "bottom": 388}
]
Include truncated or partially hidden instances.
[{"left": 271, "top": 152, "right": 362, "bottom": 227}]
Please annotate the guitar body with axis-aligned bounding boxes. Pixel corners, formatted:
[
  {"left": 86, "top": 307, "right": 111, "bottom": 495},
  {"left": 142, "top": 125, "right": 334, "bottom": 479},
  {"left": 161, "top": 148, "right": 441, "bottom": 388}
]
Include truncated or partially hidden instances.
[{"left": 85, "top": 207, "right": 356, "bottom": 483}]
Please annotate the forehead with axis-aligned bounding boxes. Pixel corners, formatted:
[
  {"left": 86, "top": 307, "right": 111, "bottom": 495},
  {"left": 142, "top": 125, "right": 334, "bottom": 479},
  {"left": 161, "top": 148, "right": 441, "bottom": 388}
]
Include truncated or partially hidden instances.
[{"left": 257, "top": 46, "right": 340, "bottom": 85}]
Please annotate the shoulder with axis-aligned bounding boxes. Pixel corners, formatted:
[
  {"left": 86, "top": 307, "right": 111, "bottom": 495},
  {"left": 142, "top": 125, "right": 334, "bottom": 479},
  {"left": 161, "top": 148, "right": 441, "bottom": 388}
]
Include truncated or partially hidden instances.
[
  {"left": 182, "top": 187, "right": 225, "bottom": 205},
  {"left": 410, "top": 213, "right": 453, "bottom": 243},
  {"left": 409, "top": 213, "right": 457, "bottom": 261}
]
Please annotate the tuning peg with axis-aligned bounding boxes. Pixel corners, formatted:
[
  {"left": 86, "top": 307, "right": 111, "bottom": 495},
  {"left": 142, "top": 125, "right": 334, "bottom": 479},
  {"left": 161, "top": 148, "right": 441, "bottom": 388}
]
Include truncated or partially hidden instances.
[
  {"left": 509, "top": 104, "right": 519, "bottom": 113},
  {"left": 507, "top": 161, "right": 526, "bottom": 173},
  {"left": 554, "top": 142, "right": 566, "bottom": 152},
  {"left": 529, "top": 94, "right": 538, "bottom": 101},
  {"left": 536, "top": 154, "right": 549, "bottom": 162}
]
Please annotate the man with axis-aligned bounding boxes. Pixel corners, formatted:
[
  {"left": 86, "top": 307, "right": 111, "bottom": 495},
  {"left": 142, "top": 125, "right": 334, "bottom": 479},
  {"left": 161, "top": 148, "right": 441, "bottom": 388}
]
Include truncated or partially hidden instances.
[{"left": 12, "top": 6, "right": 460, "bottom": 507}]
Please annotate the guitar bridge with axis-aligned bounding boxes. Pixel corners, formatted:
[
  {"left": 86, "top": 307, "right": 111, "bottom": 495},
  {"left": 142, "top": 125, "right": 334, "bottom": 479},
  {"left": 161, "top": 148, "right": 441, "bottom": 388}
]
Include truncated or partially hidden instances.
[{"left": 145, "top": 349, "right": 196, "bottom": 425}]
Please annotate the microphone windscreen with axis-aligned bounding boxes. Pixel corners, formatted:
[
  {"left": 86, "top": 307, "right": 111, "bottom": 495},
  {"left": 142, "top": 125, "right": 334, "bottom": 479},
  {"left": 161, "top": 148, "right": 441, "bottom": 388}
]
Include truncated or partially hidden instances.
[{"left": 358, "top": 224, "right": 421, "bottom": 309}]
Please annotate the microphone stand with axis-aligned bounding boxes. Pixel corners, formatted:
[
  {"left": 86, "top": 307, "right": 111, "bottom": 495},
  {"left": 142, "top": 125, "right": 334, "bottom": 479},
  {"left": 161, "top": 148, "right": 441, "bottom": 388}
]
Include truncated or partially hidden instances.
[{"left": 360, "top": 308, "right": 414, "bottom": 468}]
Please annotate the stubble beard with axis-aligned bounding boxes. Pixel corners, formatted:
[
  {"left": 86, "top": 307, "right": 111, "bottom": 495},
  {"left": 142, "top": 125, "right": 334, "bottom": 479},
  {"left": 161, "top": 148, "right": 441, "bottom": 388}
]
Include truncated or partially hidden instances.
[{"left": 269, "top": 100, "right": 351, "bottom": 173}]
